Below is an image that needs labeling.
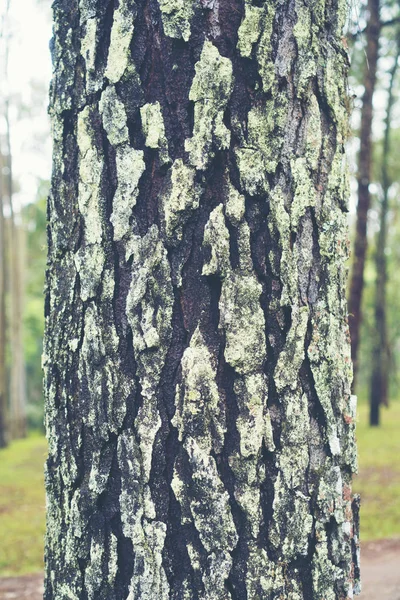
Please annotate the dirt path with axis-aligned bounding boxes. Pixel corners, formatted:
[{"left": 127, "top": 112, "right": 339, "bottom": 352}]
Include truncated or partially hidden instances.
[
  {"left": 0, "top": 573, "right": 43, "bottom": 599},
  {"left": 0, "top": 540, "right": 399, "bottom": 599},
  {"left": 358, "top": 539, "right": 400, "bottom": 600}
]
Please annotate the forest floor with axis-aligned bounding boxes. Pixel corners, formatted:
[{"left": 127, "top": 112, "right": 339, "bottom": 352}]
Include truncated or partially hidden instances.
[{"left": 0, "top": 540, "right": 399, "bottom": 599}]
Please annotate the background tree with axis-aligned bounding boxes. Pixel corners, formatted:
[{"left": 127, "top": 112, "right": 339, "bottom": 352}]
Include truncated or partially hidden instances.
[
  {"left": 348, "top": 0, "right": 381, "bottom": 387},
  {"left": 348, "top": 0, "right": 400, "bottom": 421},
  {"left": 44, "top": 1, "right": 360, "bottom": 598},
  {"left": 0, "top": 150, "right": 7, "bottom": 447},
  {"left": 369, "top": 33, "right": 400, "bottom": 426},
  {"left": 0, "top": 0, "right": 27, "bottom": 440},
  {"left": 21, "top": 191, "right": 47, "bottom": 430}
]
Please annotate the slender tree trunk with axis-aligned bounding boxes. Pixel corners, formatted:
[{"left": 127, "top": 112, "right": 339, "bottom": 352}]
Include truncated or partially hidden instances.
[
  {"left": 5, "top": 101, "right": 26, "bottom": 439},
  {"left": 348, "top": 0, "right": 381, "bottom": 388},
  {"left": 369, "top": 39, "right": 399, "bottom": 427},
  {"left": 0, "top": 151, "right": 7, "bottom": 447},
  {"left": 0, "top": 0, "right": 11, "bottom": 448},
  {"left": 45, "top": 1, "right": 360, "bottom": 598}
]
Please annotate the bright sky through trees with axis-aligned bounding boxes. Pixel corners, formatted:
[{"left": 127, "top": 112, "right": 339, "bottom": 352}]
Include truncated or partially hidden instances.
[{"left": 0, "top": 0, "right": 52, "bottom": 211}]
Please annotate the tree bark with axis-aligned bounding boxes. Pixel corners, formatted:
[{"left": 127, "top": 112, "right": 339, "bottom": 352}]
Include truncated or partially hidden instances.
[
  {"left": 44, "top": 1, "right": 360, "bottom": 598},
  {"left": 348, "top": 0, "right": 380, "bottom": 388},
  {"left": 369, "top": 37, "right": 399, "bottom": 427}
]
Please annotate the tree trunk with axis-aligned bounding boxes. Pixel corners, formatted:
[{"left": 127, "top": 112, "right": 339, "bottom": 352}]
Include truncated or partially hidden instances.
[
  {"left": 44, "top": 1, "right": 360, "bottom": 598},
  {"left": 4, "top": 101, "right": 26, "bottom": 440},
  {"left": 348, "top": 0, "right": 380, "bottom": 389},
  {"left": 369, "top": 37, "right": 399, "bottom": 427},
  {"left": 0, "top": 151, "right": 7, "bottom": 448}
]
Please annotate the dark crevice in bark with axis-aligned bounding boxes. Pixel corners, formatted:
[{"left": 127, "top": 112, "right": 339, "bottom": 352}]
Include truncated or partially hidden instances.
[
  {"left": 170, "top": 448, "right": 206, "bottom": 597},
  {"left": 136, "top": 151, "right": 163, "bottom": 232},
  {"left": 259, "top": 443, "right": 278, "bottom": 554},
  {"left": 95, "top": 0, "right": 116, "bottom": 74}
]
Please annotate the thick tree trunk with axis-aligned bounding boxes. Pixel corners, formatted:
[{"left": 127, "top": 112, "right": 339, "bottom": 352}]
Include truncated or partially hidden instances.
[
  {"left": 45, "top": 1, "right": 360, "bottom": 598},
  {"left": 348, "top": 0, "right": 380, "bottom": 388},
  {"left": 369, "top": 39, "right": 399, "bottom": 427}
]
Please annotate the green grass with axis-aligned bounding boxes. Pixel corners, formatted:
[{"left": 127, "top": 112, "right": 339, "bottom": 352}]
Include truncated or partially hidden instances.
[
  {"left": 0, "top": 433, "right": 47, "bottom": 576},
  {"left": 354, "top": 401, "right": 400, "bottom": 541},
  {"left": 0, "top": 403, "right": 399, "bottom": 576}
]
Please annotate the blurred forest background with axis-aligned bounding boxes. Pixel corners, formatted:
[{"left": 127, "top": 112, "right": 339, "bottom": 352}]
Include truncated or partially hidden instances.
[{"left": 0, "top": 0, "right": 399, "bottom": 581}]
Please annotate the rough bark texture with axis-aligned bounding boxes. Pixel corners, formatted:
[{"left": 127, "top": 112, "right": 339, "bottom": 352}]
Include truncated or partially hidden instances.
[
  {"left": 369, "top": 38, "right": 399, "bottom": 427},
  {"left": 348, "top": 0, "right": 380, "bottom": 388},
  {"left": 44, "top": 1, "right": 360, "bottom": 598}
]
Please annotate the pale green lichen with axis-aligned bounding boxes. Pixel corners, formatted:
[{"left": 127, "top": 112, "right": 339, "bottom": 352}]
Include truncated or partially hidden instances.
[
  {"left": 50, "top": 25, "right": 74, "bottom": 113},
  {"left": 225, "top": 183, "right": 245, "bottom": 226},
  {"left": 74, "top": 244, "right": 105, "bottom": 302},
  {"left": 306, "top": 93, "right": 322, "bottom": 171},
  {"left": 136, "top": 402, "right": 162, "bottom": 488},
  {"left": 202, "top": 204, "right": 230, "bottom": 278},
  {"left": 219, "top": 272, "right": 266, "bottom": 375},
  {"left": 77, "top": 106, "right": 104, "bottom": 246},
  {"left": 107, "top": 533, "right": 118, "bottom": 585},
  {"left": 112, "top": 146, "right": 145, "bottom": 241},
  {"left": 171, "top": 439, "right": 238, "bottom": 597},
  {"left": 307, "top": 300, "right": 346, "bottom": 457},
  {"left": 117, "top": 430, "right": 169, "bottom": 599},
  {"left": 274, "top": 305, "right": 309, "bottom": 391},
  {"left": 76, "top": 106, "right": 107, "bottom": 304},
  {"left": 237, "top": 5, "right": 263, "bottom": 57},
  {"left": 256, "top": 8, "right": 276, "bottom": 91},
  {"left": 236, "top": 222, "right": 253, "bottom": 272},
  {"left": 247, "top": 103, "right": 284, "bottom": 171},
  {"left": 270, "top": 468, "right": 313, "bottom": 560},
  {"left": 290, "top": 157, "right": 317, "bottom": 230},
  {"left": 84, "top": 538, "right": 104, "bottom": 599},
  {"left": 99, "top": 85, "right": 129, "bottom": 146},
  {"left": 293, "top": 1, "right": 319, "bottom": 95},
  {"left": 184, "top": 437, "right": 238, "bottom": 561},
  {"left": 324, "top": 53, "right": 348, "bottom": 141},
  {"left": 125, "top": 227, "right": 174, "bottom": 509},
  {"left": 80, "top": 17, "right": 100, "bottom": 93},
  {"left": 160, "top": 159, "right": 200, "bottom": 249},
  {"left": 105, "top": 0, "right": 136, "bottom": 83},
  {"left": 269, "top": 185, "right": 297, "bottom": 306},
  {"left": 185, "top": 41, "right": 233, "bottom": 170},
  {"left": 89, "top": 449, "right": 112, "bottom": 496},
  {"left": 79, "top": 300, "right": 129, "bottom": 436},
  {"left": 237, "top": 2, "right": 275, "bottom": 92},
  {"left": 246, "top": 548, "right": 286, "bottom": 598},
  {"left": 312, "top": 526, "right": 338, "bottom": 600},
  {"left": 173, "top": 326, "right": 226, "bottom": 453},
  {"left": 75, "top": 268, "right": 130, "bottom": 438},
  {"left": 158, "top": 0, "right": 195, "bottom": 42},
  {"left": 229, "top": 455, "right": 263, "bottom": 538},
  {"left": 235, "top": 99, "right": 287, "bottom": 196},
  {"left": 99, "top": 85, "right": 146, "bottom": 241},
  {"left": 234, "top": 373, "right": 274, "bottom": 458},
  {"left": 234, "top": 148, "right": 268, "bottom": 196},
  {"left": 186, "top": 543, "right": 201, "bottom": 571},
  {"left": 202, "top": 551, "right": 233, "bottom": 600},
  {"left": 140, "top": 102, "right": 170, "bottom": 164},
  {"left": 126, "top": 226, "right": 173, "bottom": 382}
]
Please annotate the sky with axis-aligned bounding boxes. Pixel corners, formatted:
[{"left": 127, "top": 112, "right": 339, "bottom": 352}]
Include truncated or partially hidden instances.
[{"left": 0, "top": 0, "right": 52, "bottom": 211}]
